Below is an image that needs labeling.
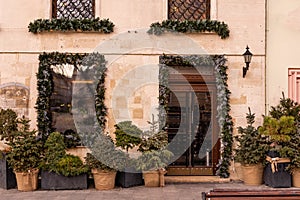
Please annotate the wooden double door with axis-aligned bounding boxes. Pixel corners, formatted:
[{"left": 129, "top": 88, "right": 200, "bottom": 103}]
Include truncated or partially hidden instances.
[{"left": 166, "top": 71, "right": 220, "bottom": 176}]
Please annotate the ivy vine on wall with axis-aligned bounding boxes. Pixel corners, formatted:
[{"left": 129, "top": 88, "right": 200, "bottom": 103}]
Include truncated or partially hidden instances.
[
  {"left": 148, "top": 19, "right": 230, "bottom": 39},
  {"left": 159, "top": 54, "right": 233, "bottom": 178},
  {"left": 37, "top": 52, "right": 107, "bottom": 142},
  {"left": 29, "top": 18, "right": 114, "bottom": 33}
]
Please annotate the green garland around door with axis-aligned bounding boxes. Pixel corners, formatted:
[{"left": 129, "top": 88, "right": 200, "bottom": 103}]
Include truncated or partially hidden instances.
[{"left": 158, "top": 54, "right": 233, "bottom": 178}]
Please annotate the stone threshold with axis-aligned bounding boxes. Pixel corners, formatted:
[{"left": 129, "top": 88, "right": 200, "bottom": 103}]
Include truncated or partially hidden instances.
[{"left": 165, "top": 176, "right": 231, "bottom": 183}]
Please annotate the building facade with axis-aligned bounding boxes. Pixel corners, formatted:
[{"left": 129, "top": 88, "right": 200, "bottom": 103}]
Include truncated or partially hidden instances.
[
  {"left": 266, "top": 0, "right": 300, "bottom": 108},
  {"left": 0, "top": 0, "right": 267, "bottom": 178}
]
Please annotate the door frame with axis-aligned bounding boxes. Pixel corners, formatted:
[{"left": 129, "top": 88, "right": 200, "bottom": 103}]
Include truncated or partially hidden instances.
[{"left": 165, "top": 66, "right": 220, "bottom": 175}]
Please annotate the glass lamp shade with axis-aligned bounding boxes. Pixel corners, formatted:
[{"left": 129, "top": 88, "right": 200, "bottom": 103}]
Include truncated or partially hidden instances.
[{"left": 243, "top": 46, "right": 253, "bottom": 64}]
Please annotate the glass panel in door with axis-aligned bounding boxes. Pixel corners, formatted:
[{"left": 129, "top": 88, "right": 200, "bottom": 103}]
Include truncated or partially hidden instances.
[{"left": 167, "top": 88, "right": 217, "bottom": 175}]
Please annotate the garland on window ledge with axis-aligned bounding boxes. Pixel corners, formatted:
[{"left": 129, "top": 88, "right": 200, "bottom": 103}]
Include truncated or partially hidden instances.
[
  {"left": 37, "top": 52, "right": 107, "bottom": 142},
  {"left": 159, "top": 54, "right": 233, "bottom": 178},
  {"left": 29, "top": 18, "right": 114, "bottom": 34},
  {"left": 148, "top": 19, "right": 230, "bottom": 39}
]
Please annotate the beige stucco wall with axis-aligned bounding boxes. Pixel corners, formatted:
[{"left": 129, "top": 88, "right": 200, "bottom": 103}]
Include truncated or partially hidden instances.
[{"left": 266, "top": 0, "right": 300, "bottom": 111}]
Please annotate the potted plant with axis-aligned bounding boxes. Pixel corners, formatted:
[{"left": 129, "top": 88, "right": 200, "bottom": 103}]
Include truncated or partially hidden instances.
[
  {"left": 85, "top": 133, "right": 128, "bottom": 190},
  {"left": 289, "top": 130, "right": 300, "bottom": 187},
  {"left": 258, "top": 93, "right": 299, "bottom": 188},
  {"left": 85, "top": 152, "right": 117, "bottom": 190},
  {"left": 234, "top": 108, "right": 269, "bottom": 185},
  {"left": 137, "top": 149, "right": 173, "bottom": 187},
  {"left": 266, "top": 94, "right": 300, "bottom": 187},
  {"left": 6, "top": 117, "right": 42, "bottom": 191},
  {"left": 258, "top": 115, "right": 296, "bottom": 188},
  {"left": 40, "top": 132, "right": 88, "bottom": 190},
  {"left": 0, "top": 108, "right": 17, "bottom": 189},
  {"left": 114, "top": 121, "right": 143, "bottom": 188},
  {"left": 137, "top": 116, "right": 173, "bottom": 187}
]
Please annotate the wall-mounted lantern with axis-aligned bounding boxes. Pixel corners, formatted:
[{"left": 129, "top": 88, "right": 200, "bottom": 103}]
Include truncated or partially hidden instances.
[{"left": 242, "top": 46, "right": 253, "bottom": 78}]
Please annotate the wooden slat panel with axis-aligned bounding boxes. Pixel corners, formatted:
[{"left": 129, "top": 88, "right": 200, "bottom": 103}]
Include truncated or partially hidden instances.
[{"left": 203, "top": 189, "right": 300, "bottom": 200}]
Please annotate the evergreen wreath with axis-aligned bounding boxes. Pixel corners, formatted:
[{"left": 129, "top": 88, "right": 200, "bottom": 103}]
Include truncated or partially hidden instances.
[
  {"left": 159, "top": 54, "right": 233, "bottom": 178},
  {"left": 36, "top": 52, "right": 107, "bottom": 142}
]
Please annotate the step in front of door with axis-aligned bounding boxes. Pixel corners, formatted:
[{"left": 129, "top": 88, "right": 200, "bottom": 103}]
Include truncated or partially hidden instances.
[
  {"left": 165, "top": 176, "right": 230, "bottom": 183},
  {"left": 167, "top": 167, "right": 213, "bottom": 176}
]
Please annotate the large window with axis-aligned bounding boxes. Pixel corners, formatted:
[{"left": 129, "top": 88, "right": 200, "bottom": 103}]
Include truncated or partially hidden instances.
[
  {"left": 168, "top": 0, "right": 210, "bottom": 21},
  {"left": 288, "top": 69, "right": 300, "bottom": 103},
  {"left": 52, "top": 0, "right": 95, "bottom": 19}
]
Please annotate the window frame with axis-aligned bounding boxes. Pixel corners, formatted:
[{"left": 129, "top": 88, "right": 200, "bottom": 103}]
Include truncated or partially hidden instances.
[
  {"left": 51, "top": 0, "right": 96, "bottom": 19},
  {"left": 288, "top": 68, "right": 300, "bottom": 103},
  {"left": 167, "top": 0, "right": 216, "bottom": 21}
]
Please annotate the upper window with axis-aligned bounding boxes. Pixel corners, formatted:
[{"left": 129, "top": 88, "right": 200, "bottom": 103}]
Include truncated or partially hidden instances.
[
  {"left": 288, "top": 69, "right": 300, "bottom": 103},
  {"left": 52, "top": 0, "right": 95, "bottom": 19},
  {"left": 168, "top": 0, "right": 210, "bottom": 21}
]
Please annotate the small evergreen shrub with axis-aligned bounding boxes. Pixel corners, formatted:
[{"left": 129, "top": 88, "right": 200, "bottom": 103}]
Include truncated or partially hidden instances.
[
  {"left": 234, "top": 108, "right": 269, "bottom": 165},
  {"left": 114, "top": 121, "right": 142, "bottom": 152}
]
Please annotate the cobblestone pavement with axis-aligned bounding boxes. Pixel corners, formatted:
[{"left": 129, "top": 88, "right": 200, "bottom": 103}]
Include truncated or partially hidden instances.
[{"left": 0, "top": 182, "right": 285, "bottom": 200}]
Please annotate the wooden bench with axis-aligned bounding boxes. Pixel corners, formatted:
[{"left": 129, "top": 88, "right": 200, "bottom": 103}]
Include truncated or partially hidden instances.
[{"left": 202, "top": 188, "right": 300, "bottom": 200}]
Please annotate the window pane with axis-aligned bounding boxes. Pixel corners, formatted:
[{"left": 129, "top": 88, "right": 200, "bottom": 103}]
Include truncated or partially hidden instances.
[
  {"left": 168, "top": 0, "right": 210, "bottom": 21},
  {"left": 53, "top": 0, "right": 95, "bottom": 19}
]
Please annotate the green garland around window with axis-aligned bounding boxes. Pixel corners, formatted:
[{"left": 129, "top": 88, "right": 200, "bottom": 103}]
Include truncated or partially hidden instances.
[
  {"left": 29, "top": 18, "right": 114, "bottom": 33},
  {"left": 148, "top": 19, "right": 230, "bottom": 39},
  {"left": 37, "top": 52, "right": 107, "bottom": 142},
  {"left": 159, "top": 54, "right": 233, "bottom": 178}
]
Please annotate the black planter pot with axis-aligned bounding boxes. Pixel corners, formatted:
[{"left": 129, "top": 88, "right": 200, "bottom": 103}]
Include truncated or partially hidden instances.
[
  {"left": 264, "top": 151, "right": 292, "bottom": 188},
  {"left": 0, "top": 154, "right": 17, "bottom": 189},
  {"left": 116, "top": 169, "right": 144, "bottom": 188},
  {"left": 41, "top": 170, "right": 88, "bottom": 190}
]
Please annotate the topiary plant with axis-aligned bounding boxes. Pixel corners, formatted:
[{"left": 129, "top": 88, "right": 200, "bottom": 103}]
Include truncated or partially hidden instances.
[
  {"left": 136, "top": 149, "right": 173, "bottom": 171},
  {"left": 114, "top": 121, "right": 142, "bottom": 152},
  {"left": 0, "top": 108, "right": 18, "bottom": 143},
  {"left": 42, "top": 132, "right": 87, "bottom": 176},
  {"left": 6, "top": 117, "right": 42, "bottom": 172},
  {"left": 265, "top": 93, "right": 300, "bottom": 170},
  {"left": 269, "top": 92, "right": 300, "bottom": 121},
  {"left": 55, "top": 154, "right": 88, "bottom": 177},
  {"left": 234, "top": 108, "right": 269, "bottom": 165},
  {"left": 258, "top": 115, "right": 297, "bottom": 144},
  {"left": 87, "top": 133, "right": 128, "bottom": 172},
  {"left": 136, "top": 115, "right": 173, "bottom": 171},
  {"left": 259, "top": 93, "right": 300, "bottom": 169},
  {"left": 42, "top": 132, "right": 66, "bottom": 172},
  {"left": 138, "top": 115, "right": 168, "bottom": 152}
]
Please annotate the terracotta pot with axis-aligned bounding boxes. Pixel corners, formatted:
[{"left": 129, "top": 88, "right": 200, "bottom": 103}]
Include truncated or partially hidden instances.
[
  {"left": 92, "top": 169, "right": 116, "bottom": 190},
  {"left": 241, "top": 163, "right": 263, "bottom": 186},
  {"left": 143, "top": 169, "right": 166, "bottom": 187},
  {"left": 293, "top": 168, "right": 300, "bottom": 187},
  {"left": 14, "top": 169, "right": 39, "bottom": 191}
]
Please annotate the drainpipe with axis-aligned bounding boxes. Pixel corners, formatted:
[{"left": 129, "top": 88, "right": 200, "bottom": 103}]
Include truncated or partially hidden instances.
[{"left": 264, "top": 0, "right": 268, "bottom": 116}]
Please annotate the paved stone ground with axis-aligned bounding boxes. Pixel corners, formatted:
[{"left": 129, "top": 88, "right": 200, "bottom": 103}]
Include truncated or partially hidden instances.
[{"left": 0, "top": 182, "right": 289, "bottom": 200}]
